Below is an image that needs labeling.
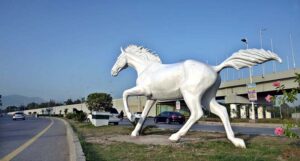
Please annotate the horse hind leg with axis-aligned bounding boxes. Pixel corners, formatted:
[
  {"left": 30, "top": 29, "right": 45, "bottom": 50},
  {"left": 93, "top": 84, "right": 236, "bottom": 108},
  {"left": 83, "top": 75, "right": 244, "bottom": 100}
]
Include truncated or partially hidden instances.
[
  {"left": 209, "top": 98, "right": 246, "bottom": 148},
  {"left": 169, "top": 91, "right": 203, "bottom": 142}
]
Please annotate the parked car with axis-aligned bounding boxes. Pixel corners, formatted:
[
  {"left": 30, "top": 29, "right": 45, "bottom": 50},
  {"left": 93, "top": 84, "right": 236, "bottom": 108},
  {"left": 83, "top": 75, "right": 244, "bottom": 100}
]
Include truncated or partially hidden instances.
[
  {"left": 134, "top": 112, "right": 142, "bottom": 119},
  {"left": 154, "top": 111, "right": 185, "bottom": 124},
  {"left": 12, "top": 112, "right": 25, "bottom": 120},
  {"left": 107, "top": 108, "right": 120, "bottom": 125},
  {"left": 87, "top": 108, "right": 120, "bottom": 125},
  {"left": 133, "top": 112, "right": 142, "bottom": 123}
]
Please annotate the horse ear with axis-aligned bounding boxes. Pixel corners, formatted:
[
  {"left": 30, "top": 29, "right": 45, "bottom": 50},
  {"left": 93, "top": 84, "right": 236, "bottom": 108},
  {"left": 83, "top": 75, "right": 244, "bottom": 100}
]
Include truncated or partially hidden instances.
[{"left": 120, "top": 47, "right": 124, "bottom": 53}]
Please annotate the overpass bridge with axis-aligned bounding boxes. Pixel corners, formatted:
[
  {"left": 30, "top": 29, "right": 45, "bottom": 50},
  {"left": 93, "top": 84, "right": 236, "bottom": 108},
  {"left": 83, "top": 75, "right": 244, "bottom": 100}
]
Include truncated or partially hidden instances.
[
  {"left": 14, "top": 69, "right": 299, "bottom": 119},
  {"left": 217, "top": 68, "right": 300, "bottom": 104}
]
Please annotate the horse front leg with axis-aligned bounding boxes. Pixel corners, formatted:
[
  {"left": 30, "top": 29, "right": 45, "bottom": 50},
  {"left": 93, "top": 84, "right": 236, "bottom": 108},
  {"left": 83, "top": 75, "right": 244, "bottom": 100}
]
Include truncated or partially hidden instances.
[
  {"left": 131, "top": 100, "right": 156, "bottom": 137},
  {"left": 123, "top": 86, "right": 146, "bottom": 122}
]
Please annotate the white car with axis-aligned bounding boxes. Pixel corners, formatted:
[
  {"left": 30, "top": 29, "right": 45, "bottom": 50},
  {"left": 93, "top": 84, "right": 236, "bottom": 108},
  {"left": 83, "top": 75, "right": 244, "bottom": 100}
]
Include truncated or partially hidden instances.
[
  {"left": 12, "top": 112, "right": 25, "bottom": 120},
  {"left": 109, "top": 113, "right": 120, "bottom": 125},
  {"left": 87, "top": 112, "right": 120, "bottom": 125}
]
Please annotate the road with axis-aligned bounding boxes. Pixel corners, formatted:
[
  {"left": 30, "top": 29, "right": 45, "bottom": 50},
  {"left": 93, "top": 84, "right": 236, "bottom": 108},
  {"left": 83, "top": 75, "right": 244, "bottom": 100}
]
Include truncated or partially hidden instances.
[
  {"left": 0, "top": 115, "right": 289, "bottom": 160},
  {"left": 0, "top": 115, "right": 69, "bottom": 161},
  {"left": 119, "top": 118, "right": 277, "bottom": 136}
]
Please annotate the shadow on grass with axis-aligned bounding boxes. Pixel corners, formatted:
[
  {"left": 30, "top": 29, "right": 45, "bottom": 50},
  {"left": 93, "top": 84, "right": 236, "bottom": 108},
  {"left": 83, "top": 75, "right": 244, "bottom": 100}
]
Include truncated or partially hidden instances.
[
  {"left": 236, "top": 133, "right": 259, "bottom": 145},
  {"left": 140, "top": 125, "right": 176, "bottom": 135}
]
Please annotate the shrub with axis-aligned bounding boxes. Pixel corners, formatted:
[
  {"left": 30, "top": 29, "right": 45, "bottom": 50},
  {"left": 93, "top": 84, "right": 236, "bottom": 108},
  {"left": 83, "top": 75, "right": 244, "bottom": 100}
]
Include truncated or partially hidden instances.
[
  {"left": 66, "top": 113, "right": 76, "bottom": 119},
  {"left": 283, "top": 120, "right": 299, "bottom": 138},
  {"left": 65, "top": 112, "right": 87, "bottom": 122},
  {"left": 74, "top": 112, "right": 87, "bottom": 122}
]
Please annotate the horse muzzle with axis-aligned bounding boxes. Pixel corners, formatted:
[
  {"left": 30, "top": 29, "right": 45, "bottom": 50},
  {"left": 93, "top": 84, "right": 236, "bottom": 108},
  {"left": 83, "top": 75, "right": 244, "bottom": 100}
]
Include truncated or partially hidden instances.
[{"left": 111, "top": 70, "right": 118, "bottom": 77}]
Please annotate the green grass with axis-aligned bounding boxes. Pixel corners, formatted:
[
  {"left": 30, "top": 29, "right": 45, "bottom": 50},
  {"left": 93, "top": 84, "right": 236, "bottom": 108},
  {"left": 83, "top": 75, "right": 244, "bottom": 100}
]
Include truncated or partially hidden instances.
[
  {"left": 200, "top": 117, "right": 299, "bottom": 125},
  {"left": 68, "top": 120, "right": 300, "bottom": 161}
]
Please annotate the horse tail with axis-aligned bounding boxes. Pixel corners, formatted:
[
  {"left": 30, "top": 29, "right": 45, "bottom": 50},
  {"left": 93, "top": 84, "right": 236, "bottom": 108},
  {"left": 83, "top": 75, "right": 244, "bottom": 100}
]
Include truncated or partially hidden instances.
[{"left": 213, "top": 48, "right": 282, "bottom": 72}]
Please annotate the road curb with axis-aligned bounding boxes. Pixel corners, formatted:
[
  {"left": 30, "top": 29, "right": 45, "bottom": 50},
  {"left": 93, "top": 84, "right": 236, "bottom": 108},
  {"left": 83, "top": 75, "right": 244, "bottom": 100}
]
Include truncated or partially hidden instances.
[{"left": 54, "top": 117, "right": 86, "bottom": 161}]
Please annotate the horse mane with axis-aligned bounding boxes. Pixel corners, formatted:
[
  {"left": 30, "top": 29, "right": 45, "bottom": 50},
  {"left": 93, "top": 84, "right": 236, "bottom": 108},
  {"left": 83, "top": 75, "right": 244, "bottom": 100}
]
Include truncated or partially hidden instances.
[{"left": 125, "top": 45, "right": 162, "bottom": 63}]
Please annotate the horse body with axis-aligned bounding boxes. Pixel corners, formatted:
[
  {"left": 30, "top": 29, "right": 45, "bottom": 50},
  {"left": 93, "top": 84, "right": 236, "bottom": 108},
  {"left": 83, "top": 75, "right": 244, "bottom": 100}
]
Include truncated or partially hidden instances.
[
  {"left": 137, "top": 60, "right": 217, "bottom": 100},
  {"left": 111, "top": 45, "right": 282, "bottom": 148}
]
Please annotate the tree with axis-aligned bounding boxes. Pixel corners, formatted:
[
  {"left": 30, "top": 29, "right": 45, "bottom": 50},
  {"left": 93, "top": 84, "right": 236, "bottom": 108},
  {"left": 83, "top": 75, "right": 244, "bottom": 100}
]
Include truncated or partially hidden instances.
[
  {"left": 5, "top": 106, "right": 18, "bottom": 112},
  {"left": 46, "top": 108, "right": 52, "bottom": 115},
  {"left": 48, "top": 100, "right": 57, "bottom": 107},
  {"left": 64, "top": 109, "right": 68, "bottom": 115},
  {"left": 18, "top": 105, "right": 26, "bottom": 111},
  {"left": 65, "top": 99, "right": 74, "bottom": 105},
  {"left": 81, "top": 97, "right": 85, "bottom": 103},
  {"left": 266, "top": 73, "right": 300, "bottom": 119},
  {"left": 73, "top": 99, "right": 81, "bottom": 104},
  {"left": 27, "top": 102, "right": 39, "bottom": 109},
  {"left": 86, "top": 93, "right": 112, "bottom": 112},
  {"left": 39, "top": 102, "right": 49, "bottom": 108}
]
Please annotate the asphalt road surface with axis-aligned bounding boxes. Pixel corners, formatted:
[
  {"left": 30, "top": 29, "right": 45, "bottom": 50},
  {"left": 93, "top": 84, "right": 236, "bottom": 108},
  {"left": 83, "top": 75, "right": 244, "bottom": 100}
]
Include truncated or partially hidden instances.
[
  {"left": 0, "top": 115, "right": 69, "bottom": 161},
  {"left": 119, "top": 118, "right": 277, "bottom": 136}
]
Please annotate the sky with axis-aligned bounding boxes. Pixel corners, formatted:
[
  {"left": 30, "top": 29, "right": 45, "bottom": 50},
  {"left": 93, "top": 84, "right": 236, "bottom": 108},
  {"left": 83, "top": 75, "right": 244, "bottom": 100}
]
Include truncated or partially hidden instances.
[{"left": 0, "top": 0, "right": 300, "bottom": 102}]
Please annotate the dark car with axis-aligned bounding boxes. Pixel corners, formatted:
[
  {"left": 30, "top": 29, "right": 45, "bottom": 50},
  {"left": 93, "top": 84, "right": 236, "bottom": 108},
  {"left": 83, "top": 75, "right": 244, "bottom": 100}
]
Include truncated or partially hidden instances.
[{"left": 154, "top": 111, "right": 185, "bottom": 124}]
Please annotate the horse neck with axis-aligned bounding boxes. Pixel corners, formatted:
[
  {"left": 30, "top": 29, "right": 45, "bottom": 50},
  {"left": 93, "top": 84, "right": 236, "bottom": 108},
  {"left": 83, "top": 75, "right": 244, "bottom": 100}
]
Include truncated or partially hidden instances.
[{"left": 127, "top": 54, "right": 154, "bottom": 76}]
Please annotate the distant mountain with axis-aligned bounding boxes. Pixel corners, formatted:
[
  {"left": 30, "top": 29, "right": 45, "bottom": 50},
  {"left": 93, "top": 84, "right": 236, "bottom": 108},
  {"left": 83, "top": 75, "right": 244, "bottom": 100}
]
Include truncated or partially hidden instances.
[{"left": 0, "top": 95, "right": 45, "bottom": 109}]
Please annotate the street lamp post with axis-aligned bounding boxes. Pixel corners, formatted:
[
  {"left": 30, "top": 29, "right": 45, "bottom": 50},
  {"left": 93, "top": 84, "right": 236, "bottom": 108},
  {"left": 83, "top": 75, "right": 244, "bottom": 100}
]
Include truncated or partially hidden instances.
[
  {"left": 270, "top": 38, "right": 276, "bottom": 73},
  {"left": 290, "top": 33, "right": 296, "bottom": 69},
  {"left": 260, "top": 28, "right": 267, "bottom": 76},
  {"left": 241, "top": 38, "right": 255, "bottom": 120},
  {"left": 0, "top": 95, "right": 2, "bottom": 110}
]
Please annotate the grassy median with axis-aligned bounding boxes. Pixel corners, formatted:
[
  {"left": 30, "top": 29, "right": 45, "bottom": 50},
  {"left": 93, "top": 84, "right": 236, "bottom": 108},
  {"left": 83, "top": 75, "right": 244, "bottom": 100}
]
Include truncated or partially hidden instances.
[{"left": 68, "top": 120, "right": 300, "bottom": 161}]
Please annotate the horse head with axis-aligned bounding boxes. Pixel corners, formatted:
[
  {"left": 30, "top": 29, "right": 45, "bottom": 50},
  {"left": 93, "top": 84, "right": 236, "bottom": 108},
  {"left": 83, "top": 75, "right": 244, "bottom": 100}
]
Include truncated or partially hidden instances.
[{"left": 111, "top": 47, "right": 128, "bottom": 76}]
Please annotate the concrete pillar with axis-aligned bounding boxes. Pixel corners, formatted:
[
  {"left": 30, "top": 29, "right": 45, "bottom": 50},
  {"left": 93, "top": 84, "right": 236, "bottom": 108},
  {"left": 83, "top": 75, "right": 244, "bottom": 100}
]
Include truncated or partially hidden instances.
[
  {"left": 230, "top": 104, "right": 238, "bottom": 118},
  {"left": 240, "top": 105, "right": 247, "bottom": 119},
  {"left": 257, "top": 106, "right": 264, "bottom": 119},
  {"left": 265, "top": 110, "right": 272, "bottom": 119},
  {"left": 249, "top": 105, "right": 255, "bottom": 120}
]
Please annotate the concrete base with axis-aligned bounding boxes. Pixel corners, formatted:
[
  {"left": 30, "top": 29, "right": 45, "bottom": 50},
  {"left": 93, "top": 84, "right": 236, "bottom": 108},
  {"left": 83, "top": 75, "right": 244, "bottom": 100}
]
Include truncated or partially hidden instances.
[
  {"left": 230, "top": 104, "right": 238, "bottom": 118},
  {"left": 90, "top": 112, "right": 110, "bottom": 126},
  {"left": 240, "top": 105, "right": 247, "bottom": 119},
  {"left": 257, "top": 106, "right": 264, "bottom": 119},
  {"left": 265, "top": 111, "right": 272, "bottom": 119},
  {"left": 292, "top": 113, "right": 300, "bottom": 120},
  {"left": 92, "top": 119, "right": 109, "bottom": 126}
]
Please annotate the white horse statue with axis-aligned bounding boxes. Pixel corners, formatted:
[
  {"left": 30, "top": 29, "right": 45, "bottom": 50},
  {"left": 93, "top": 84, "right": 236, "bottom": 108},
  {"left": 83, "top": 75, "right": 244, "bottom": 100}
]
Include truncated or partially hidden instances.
[{"left": 111, "top": 45, "right": 281, "bottom": 148}]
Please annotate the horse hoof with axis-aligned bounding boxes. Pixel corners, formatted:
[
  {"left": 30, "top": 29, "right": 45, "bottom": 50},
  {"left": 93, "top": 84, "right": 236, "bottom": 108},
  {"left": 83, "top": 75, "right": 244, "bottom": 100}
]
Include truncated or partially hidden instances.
[
  {"left": 231, "top": 138, "right": 246, "bottom": 148},
  {"left": 131, "top": 132, "right": 139, "bottom": 137},
  {"left": 169, "top": 134, "right": 180, "bottom": 142}
]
